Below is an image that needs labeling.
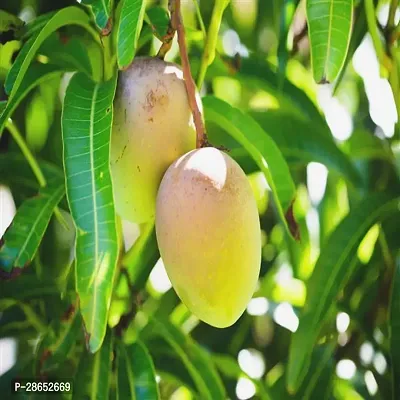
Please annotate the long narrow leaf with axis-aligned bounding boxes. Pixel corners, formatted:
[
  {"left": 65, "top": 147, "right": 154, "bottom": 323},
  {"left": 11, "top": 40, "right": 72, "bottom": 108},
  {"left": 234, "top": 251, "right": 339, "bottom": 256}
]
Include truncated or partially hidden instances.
[
  {"left": 73, "top": 330, "right": 113, "bottom": 399},
  {"left": 277, "top": 0, "right": 300, "bottom": 84},
  {"left": 0, "top": 10, "right": 23, "bottom": 35},
  {"left": 81, "top": 0, "right": 112, "bottom": 31},
  {"left": 203, "top": 96, "right": 299, "bottom": 239},
  {"left": 287, "top": 194, "right": 400, "bottom": 392},
  {"left": 39, "top": 34, "right": 93, "bottom": 77},
  {"left": 116, "top": 340, "right": 160, "bottom": 399},
  {"left": 0, "top": 272, "right": 59, "bottom": 299},
  {"left": 122, "top": 222, "right": 159, "bottom": 290},
  {"left": 117, "top": 0, "right": 146, "bottom": 69},
  {"left": 146, "top": 6, "right": 170, "bottom": 39},
  {"left": 62, "top": 72, "right": 118, "bottom": 353},
  {"left": 20, "top": 11, "right": 56, "bottom": 39},
  {"left": 251, "top": 110, "right": 362, "bottom": 187},
  {"left": 0, "top": 181, "right": 64, "bottom": 276},
  {"left": 0, "top": 63, "right": 62, "bottom": 137},
  {"left": 333, "top": 2, "right": 367, "bottom": 93},
  {"left": 271, "top": 343, "right": 335, "bottom": 399},
  {"left": 5, "top": 6, "right": 96, "bottom": 100},
  {"left": 307, "top": 0, "right": 353, "bottom": 83},
  {"left": 213, "top": 354, "right": 271, "bottom": 400},
  {"left": 0, "top": 154, "right": 64, "bottom": 207},
  {"left": 208, "top": 56, "right": 325, "bottom": 125},
  {"left": 143, "top": 318, "right": 225, "bottom": 400},
  {"left": 39, "top": 305, "right": 82, "bottom": 373},
  {"left": 390, "top": 256, "right": 400, "bottom": 399}
]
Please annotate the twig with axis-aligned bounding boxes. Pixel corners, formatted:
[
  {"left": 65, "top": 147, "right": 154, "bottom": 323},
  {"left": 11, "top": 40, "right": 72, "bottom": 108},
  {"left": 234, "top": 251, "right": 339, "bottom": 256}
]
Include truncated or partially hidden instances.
[
  {"left": 156, "top": 27, "right": 175, "bottom": 59},
  {"left": 114, "top": 269, "right": 143, "bottom": 337},
  {"left": 386, "top": 0, "right": 399, "bottom": 32},
  {"left": 291, "top": 23, "right": 308, "bottom": 56},
  {"left": 170, "top": 0, "right": 207, "bottom": 148}
]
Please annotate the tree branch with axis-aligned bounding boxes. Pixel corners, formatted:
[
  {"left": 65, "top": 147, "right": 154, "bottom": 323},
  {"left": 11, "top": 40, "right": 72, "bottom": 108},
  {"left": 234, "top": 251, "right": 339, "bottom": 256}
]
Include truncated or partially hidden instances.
[{"left": 169, "top": 0, "right": 207, "bottom": 148}]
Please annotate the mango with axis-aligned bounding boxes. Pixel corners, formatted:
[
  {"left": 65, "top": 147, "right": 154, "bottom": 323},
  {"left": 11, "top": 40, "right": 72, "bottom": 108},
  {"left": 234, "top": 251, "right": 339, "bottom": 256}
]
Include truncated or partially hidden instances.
[
  {"left": 111, "top": 57, "right": 198, "bottom": 223},
  {"left": 155, "top": 147, "right": 261, "bottom": 327}
]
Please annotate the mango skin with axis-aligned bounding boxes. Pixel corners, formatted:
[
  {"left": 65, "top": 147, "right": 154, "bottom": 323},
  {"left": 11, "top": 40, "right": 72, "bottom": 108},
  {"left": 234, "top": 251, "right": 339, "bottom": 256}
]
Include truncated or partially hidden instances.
[
  {"left": 155, "top": 148, "right": 261, "bottom": 328},
  {"left": 111, "top": 57, "right": 197, "bottom": 223}
]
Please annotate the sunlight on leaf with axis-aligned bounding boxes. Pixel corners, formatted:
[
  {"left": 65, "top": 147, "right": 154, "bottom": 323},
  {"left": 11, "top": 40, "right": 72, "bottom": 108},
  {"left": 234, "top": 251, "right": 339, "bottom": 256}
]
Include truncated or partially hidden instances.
[{"left": 62, "top": 72, "right": 118, "bottom": 353}]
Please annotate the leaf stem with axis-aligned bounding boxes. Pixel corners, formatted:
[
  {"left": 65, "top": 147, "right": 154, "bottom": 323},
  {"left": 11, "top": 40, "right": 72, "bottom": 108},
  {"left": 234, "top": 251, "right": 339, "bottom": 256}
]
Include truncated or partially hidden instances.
[
  {"left": 170, "top": 0, "right": 207, "bottom": 148},
  {"left": 196, "top": 0, "right": 230, "bottom": 89},
  {"left": 364, "top": 0, "right": 392, "bottom": 72},
  {"left": 102, "top": 35, "right": 116, "bottom": 81},
  {"left": 378, "top": 226, "right": 395, "bottom": 272},
  {"left": 191, "top": 0, "right": 206, "bottom": 37},
  {"left": 365, "top": 0, "right": 400, "bottom": 135},
  {"left": 6, "top": 120, "right": 67, "bottom": 227},
  {"left": 386, "top": 0, "right": 399, "bottom": 31},
  {"left": 20, "top": 302, "right": 48, "bottom": 333},
  {"left": 6, "top": 120, "right": 46, "bottom": 186}
]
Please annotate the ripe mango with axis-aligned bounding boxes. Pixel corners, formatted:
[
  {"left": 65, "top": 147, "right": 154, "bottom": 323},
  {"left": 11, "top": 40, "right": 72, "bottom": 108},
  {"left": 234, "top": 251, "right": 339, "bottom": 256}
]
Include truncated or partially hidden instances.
[
  {"left": 155, "top": 148, "right": 261, "bottom": 327},
  {"left": 111, "top": 57, "right": 198, "bottom": 223}
]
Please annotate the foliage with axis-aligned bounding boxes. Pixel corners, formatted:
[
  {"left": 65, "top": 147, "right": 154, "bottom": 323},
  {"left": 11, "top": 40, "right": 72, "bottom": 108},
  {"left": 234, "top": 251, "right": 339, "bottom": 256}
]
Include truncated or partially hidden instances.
[{"left": 0, "top": 0, "right": 400, "bottom": 399}]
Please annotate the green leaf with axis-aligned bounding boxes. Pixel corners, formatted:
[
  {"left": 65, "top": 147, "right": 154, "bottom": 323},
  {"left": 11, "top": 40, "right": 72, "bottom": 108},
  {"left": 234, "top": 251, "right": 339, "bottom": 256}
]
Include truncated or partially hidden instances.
[
  {"left": 0, "top": 63, "right": 62, "bottom": 138},
  {"left": 81, "top": 0, "right": 112, "bottom": 31},
  {"left": 287, "top": 194, "right": 400, "bottom": 392},
  {"left": 117, "top": 0, "right": 146, "bottom": 69},
  {"left": 0, "top": 10, "right": 24, "bottom": 35},
  {"left": 271, "top": 343, "right": 335, "bottom": 399},
  {"left": 251, "top": 110, "right": 362, "bottom": 187},
  {"left": 208, "top": 56, "right": 325, "bottom": 125},
  {"left": 296, "top": 343, "right": 335, "bottom": 400},
  {"left": 306, "top": 0, "right": 353, "bottom": 83},
  {"left": 73, "top": 330, "right": 114, "bottom": 399},
  {"left": 390, "top": 256, "right": 400, "bottom": 399},
  {"left": 39, "top": 305, "right": 82, "bottom": 373},
  {"left": 62, "top": 72, "right": 118, "bottom": 353},
  {"left": 116, "top": 340, "right": 160, "bottom": 399},
  {"left": 39, "top": 34, "right": 93, "bottom": 77},
  {"left": 277, "top": 0, "right": 300, "bottom": 84},
  {"left": 122, "top": 222, "right": 160, "bottom": 290},
  {"left": 146, "top": 7, "right": 170, "bottom": 39},
  {"left": 333, "top": 2, "right": 368, "bottom": 93},
  {"left": 203, "top": 96, "right": 299, "bottom": 240},
  {"left": 0, "top": 271, "right": 60, "bottom": 299},
  {"left": 20, "top": 11, "right": 56, "bottom": 39},
  {"left": 143, "top": 318, "right": 225, "bottom": 400},
  {"left": 213, "top": 354, "right": 271, "bottom": 400},
  {"left": 149, "top": 346, "right": 197, "bottom": 392},
  {"left": 0, "top": 299, "right": 47, "bottom": 333},
  {"left": 5, "top": 6, "right": 95, "bottom": 100},
  {"left": 0, "top": 153, "right": 63, "bottom": 203},
  {"left": 0, "top": 180, "right": 64, "bottom": 276},
  {"left": 343, "top": 129, "right": 393, "bottom": 162},
  {"left": 0, "top": 102, "right": 6, "bottom": 116}
]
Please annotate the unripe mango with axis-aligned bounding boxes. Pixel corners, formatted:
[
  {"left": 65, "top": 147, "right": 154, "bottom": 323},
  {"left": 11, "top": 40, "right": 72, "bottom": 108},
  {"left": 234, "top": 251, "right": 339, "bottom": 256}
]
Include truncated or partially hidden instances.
[
  {"left": 111, "top": 57, "right": 198, "bottom": 223},
  {"left": 156, "top": 148, "right": 261, "bottom": 327}
]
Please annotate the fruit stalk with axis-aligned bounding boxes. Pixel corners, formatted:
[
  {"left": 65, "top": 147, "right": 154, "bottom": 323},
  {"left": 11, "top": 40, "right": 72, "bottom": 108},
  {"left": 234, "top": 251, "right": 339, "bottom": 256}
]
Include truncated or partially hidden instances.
[{"left": 169, "top": 0, "right": 207, "bottom": 148}]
